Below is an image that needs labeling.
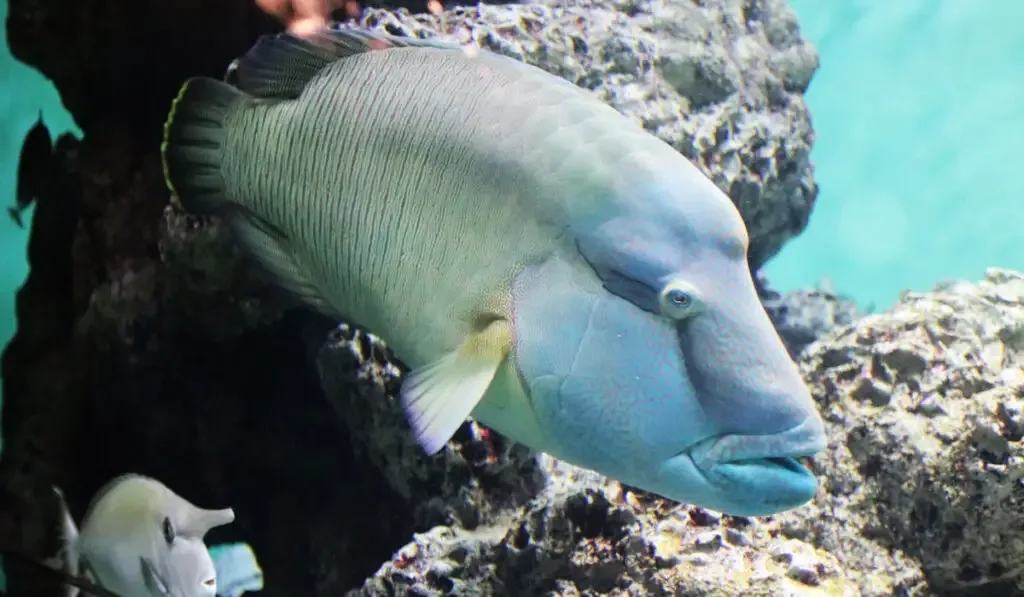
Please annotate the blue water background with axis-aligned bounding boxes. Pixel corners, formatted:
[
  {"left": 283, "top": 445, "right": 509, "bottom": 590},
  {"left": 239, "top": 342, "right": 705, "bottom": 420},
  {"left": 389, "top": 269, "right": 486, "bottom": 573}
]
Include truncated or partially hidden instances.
[
  {"left": 763, "top": 0, "right": 1024, "bottom": 310},
  {"left": 1, "top": 0, "right": 81, "bottom": 587}
]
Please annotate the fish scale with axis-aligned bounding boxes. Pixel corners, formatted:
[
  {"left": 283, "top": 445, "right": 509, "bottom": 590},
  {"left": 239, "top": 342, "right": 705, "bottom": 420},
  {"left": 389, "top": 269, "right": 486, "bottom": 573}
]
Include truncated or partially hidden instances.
[{"left": 220, "top": 47, "right": 618, "bottom": 366}]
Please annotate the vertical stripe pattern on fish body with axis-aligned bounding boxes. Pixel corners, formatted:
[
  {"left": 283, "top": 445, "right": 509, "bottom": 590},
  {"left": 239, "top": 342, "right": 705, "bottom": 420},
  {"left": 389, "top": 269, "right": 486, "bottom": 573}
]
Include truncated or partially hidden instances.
[{"left": 212, "top": 43, "right": 673, "bottom": 370}]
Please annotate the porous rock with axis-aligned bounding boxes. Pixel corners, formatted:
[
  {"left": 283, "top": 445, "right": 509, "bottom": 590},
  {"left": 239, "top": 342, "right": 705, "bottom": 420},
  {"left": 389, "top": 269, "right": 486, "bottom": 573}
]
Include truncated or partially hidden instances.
[
  {"left": 757, "top": 275, "right": 864, "bottom": 358},
  {"left": 345, "top": 453, "right": 927, "bottom": 597},
  {"left": 351, "top": 0, "right": 820, "bottom": 267},
  {"left": 801, "top": 267, "right": 1024, "bottom": 595}
]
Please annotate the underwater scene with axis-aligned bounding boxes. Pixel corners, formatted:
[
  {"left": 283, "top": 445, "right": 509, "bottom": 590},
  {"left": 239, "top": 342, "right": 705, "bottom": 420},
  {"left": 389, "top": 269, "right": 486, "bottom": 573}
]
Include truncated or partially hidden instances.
[{"left": 0, "top": 0, "right": 1021, "bottom": 595}]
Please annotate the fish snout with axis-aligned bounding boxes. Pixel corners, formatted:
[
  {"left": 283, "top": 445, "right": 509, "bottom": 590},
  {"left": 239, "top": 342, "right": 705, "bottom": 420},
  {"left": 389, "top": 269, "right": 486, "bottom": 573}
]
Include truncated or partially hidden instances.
[
  {"left": 678, "top": 291, "right": 822, "bottom": 439},
  {"left": 682, "top": 412, "right": 826, "bottom": 516}
]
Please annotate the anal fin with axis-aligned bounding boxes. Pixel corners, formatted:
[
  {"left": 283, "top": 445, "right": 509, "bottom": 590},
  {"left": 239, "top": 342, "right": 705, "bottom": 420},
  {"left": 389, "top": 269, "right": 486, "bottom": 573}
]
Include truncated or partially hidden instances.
[
  {"left": 400, "top": 318, "right": 513, "bottom": 455},
  {"left": 224, "top": 207, "right": 336, "bottom": 317}
]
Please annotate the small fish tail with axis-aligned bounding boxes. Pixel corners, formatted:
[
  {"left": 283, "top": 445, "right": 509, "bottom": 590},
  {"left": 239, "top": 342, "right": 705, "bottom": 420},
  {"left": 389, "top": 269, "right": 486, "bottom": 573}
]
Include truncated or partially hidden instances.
[
  {"left": 209, "top": 542, "right": 265, "bottom": 597},
  {"left": 160, "top": 77, "right": 250, "bottom": 215}
]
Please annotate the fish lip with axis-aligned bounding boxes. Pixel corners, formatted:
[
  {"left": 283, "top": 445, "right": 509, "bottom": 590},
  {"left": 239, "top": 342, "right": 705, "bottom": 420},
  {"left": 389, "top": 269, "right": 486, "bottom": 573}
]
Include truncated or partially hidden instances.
[
  {"left": 696, "top": 414, "right": 826, "bottom": 465},
  {"left": 684, "top": 414, "right": 826, "bottom": 496}
]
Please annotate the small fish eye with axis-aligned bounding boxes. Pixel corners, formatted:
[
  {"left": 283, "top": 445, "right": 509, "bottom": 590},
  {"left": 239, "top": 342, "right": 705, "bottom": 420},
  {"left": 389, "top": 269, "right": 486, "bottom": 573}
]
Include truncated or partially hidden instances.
[
  {"left": 667, "top": 289, "right": 691, "bottom": 306},
  {"left": 162, "top": 517, "right": 174, "bottom": 545}
]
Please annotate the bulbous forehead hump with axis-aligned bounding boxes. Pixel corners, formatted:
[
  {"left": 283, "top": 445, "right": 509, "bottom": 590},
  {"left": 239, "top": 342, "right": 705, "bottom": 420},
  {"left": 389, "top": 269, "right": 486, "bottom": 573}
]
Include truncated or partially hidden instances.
[{"left": 646, "top": 176, "right": 750, "bottom": 261}]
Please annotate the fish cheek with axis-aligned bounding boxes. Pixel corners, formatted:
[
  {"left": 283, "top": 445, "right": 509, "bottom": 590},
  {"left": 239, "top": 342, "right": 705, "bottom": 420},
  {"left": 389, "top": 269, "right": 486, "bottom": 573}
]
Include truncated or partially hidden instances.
[
  {"left": 549, "top": 297, "right": 703, "bottom": 475},
  {"left": 510, "top": 258, "right": 600, "bottom": 454},
  {"left": 515, "top": 275, "right": 702, "bottom": 481}
]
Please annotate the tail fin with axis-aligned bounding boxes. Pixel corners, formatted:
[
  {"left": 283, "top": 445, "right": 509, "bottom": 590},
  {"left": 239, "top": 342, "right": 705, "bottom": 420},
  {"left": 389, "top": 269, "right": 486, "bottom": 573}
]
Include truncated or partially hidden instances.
[
  {"left": 52, "top": 487, "right": 81, "bottom": 597},
  {"left": 160, "top": 77, "right": 251, "bottom": 215},
  {"left": 209, "top": 543, "right": 264, "bottom": 597}
]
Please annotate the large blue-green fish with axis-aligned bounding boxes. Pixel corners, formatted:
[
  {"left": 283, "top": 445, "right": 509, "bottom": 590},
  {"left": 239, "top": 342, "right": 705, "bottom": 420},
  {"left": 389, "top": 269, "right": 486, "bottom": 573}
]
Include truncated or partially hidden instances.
[{"left": 160, "top": 26, "right": 826, "bottom": 516}]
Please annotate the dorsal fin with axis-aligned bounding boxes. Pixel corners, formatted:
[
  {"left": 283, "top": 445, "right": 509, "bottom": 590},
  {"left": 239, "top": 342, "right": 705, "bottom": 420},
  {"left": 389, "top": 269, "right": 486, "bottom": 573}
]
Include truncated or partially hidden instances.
[{"left": 225, "top": 25, "right": 464, "bottom": 100}]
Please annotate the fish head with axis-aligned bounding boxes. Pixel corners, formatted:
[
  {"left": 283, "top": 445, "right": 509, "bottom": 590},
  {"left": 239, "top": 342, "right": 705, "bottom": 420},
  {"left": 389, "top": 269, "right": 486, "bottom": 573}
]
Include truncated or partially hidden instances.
[
  {"left": 156, "top": 494, "right": 234, "bottom": 595},
  {"left": 140, "top": 536, "right": 218, "bottom": 597},
  {"left": 512, "top": 176, "right": 825, "bottom": 517},
  {"left": 140, "top": 500, "right": 230, "bottom": 597},
  {"left": 75, "top": 475, "right": 235, "bottom": 596}
]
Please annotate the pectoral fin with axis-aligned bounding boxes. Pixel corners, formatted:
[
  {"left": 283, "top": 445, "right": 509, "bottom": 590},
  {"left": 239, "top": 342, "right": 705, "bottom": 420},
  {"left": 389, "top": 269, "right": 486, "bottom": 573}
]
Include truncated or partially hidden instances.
[{"left": 400, "top": 318, "right": 513, "bottom": 455}]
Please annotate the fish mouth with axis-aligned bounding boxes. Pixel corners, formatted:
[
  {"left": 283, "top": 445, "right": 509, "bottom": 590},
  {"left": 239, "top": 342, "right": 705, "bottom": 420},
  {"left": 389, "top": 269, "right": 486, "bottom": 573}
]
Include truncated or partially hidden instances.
[
  {"left": 714, "top": 455, "right": 813, "bottom": 484},
  {"left": 686, "top": 415, "right": 826, "bottom": 515}
]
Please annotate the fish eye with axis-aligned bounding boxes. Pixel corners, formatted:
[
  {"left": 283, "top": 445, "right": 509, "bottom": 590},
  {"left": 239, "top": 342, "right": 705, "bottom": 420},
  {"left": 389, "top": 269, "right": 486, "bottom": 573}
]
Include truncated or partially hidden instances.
[
  {"left": 659, "top": 280, "right": 702, "bottom": 319},
  {"left": 162, "top": 517, "right": 174, "bottom": 545}
]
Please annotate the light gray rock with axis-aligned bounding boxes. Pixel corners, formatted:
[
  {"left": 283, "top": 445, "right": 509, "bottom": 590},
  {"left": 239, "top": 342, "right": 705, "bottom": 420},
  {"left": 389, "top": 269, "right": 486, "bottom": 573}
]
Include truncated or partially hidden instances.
[
  {"left": 351, "top": 0, "right": 819, "bottom": 267},
  {"left": 345, "top": 453, "right": 927, "bottom": 597},
  {"left": 801, "top": 267, "right": 1024, "bottom": 594}
]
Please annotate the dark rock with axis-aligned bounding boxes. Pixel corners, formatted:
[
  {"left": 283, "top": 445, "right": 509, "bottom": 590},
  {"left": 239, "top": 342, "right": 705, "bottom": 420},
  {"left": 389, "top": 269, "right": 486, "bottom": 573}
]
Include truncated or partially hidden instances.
[
  {"left": 757, "top": 274, "right": 864, "bottom": 357},
  {"left": 316, "top": 323, "right": 546, "bottom": 531}
]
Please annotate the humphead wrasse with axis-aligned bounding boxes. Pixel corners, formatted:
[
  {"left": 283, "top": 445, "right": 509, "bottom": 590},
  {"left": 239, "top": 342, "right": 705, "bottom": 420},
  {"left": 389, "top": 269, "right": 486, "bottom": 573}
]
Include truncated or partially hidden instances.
[{"left": 160, "top": 27, "right": 827, "bottom": 516}]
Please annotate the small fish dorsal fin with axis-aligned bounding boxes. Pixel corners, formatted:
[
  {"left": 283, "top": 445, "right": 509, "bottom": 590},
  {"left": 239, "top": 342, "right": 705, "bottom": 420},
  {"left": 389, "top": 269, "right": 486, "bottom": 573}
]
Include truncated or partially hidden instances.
[{"left": 226, "top": 25, "right": 463, "bottom": 100}]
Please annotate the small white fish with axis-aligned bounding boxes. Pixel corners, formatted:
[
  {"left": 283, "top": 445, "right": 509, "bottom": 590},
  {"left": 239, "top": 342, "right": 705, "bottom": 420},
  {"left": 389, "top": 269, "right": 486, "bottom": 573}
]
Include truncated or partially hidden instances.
[{"left": 55, "top": 474, "right": 236, "bottom": 597}]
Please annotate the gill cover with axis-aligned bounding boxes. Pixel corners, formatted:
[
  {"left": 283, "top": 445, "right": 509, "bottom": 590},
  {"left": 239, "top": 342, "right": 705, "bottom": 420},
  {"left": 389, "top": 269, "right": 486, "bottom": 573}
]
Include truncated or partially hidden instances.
[{"left": 511, "top": 253, "right": 705, "bottom": 486}]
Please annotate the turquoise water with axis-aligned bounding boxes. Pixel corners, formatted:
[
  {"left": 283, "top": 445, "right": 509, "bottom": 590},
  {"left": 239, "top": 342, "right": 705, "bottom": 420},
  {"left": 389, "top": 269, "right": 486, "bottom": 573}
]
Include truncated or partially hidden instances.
[
  {"left": 0, "top": 0, "right": 82, "bottom": 436},
  {"left": 1, "top": 0, "right": 81, "bottom": 587},
  {"left": 763, "top": 0, "right": 1024, "bottom": 310}
]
